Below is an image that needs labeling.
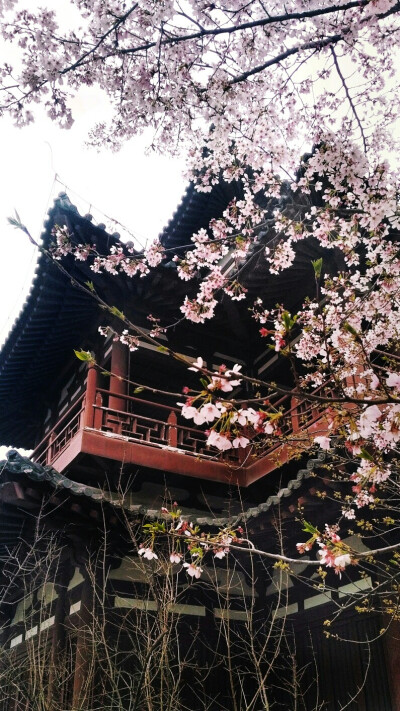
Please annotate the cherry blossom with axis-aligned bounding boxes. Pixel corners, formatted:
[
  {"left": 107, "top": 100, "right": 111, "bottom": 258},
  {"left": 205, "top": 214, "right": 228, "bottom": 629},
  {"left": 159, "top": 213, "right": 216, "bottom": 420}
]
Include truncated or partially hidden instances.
[
  {"left": 138, "top": 547, "right": 158, "bottom": 561},
  {"left": 386, "top": 373, "right": 400, "bottom": 391},
  {"left": 4, "top": 1, "right": 400, "bottom": 579},
  {"left": 169, "top": 552, "right": 182, "bottom": 564},
  {"left": 232, "top": 436, "right": 250, "bottom": 449},
  {"left": 314, "top": 436, "right": 331, "bottom": 451},
  {"left": 183, "top": 562, "right": 203, "bottom": 579},
  {"left": 297, "top": 524, "right": 353, "bottom": 576}
]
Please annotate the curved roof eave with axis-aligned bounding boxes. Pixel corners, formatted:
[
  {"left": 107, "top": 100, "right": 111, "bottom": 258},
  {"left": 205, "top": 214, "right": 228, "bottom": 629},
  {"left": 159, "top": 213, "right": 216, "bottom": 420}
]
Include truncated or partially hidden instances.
[
  {"left": 0, "top": 194, "right": 120, "bottom": 448},
  {"left": 1, "top": 448, "right": 327, "bottom": 527}
]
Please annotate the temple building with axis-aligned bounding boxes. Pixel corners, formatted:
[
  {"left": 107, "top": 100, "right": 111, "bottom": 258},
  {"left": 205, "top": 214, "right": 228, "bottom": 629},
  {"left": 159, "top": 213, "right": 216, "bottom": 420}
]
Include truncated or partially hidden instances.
[{"left": 0, "top": 186, "right": 397, "bottom": 710}]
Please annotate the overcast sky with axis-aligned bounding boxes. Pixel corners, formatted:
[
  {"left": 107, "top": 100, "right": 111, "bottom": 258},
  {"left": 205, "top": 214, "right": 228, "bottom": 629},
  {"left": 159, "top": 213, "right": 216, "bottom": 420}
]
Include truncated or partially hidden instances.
[
  {"left": 0, "top": 84, "right": 186, "bottom": 347},
  {"left": 0, "top": 0, "right": 186, "bottom": 350},
  {"left": 0, "top": 89, "right": 186, "bottom": 459},
  {"left": 0, "top": 6, "right": 186, "bottom": 460}
]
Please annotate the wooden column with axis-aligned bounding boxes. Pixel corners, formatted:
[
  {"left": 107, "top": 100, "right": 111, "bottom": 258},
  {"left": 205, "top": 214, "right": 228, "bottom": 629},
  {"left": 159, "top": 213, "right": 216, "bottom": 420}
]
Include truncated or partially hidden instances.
[
  {"left": 46, "top": 561, "right": 72, "bottom": 708},
  {"left": 109, "top": 340, "right": 128, "bottom": 413},
  {"left": 290, "top": 396, "right": 300, "bottom": 432},
  {"left": 83, "top": 366, "right": 98, "bottom": 429},
  {"left": 167, "top": 411, "right": 178, "bottom": 447},
  {"left": 71, "top": 567, "right": 94, "bottom": 711},
  {"left": 46, "top": 432, "right": 56, "bottom": 465},
  {"left": 383, "top": 618, "right": 400, "bottom": 709}
]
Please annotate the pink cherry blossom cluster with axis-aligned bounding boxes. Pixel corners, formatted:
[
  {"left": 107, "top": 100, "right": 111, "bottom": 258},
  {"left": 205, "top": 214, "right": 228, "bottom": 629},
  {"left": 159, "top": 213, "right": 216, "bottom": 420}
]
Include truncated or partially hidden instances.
[
  {"left": 51, "top": 224, "right": 159, "bottom": 279},
  {"left": 179, "top": 358, "right": 281, "bottom": 451},
  {"left": 139, "top": 502, "right": 244, "bottom": 579},
  {"left": 296, "top": 524, "right": 352, "bottom": 577},
  {"left": 98, "top": 325, "right": 139, "bottom": 352},
  {"left": 119, "top": 329, "right": 140, "bottom": 352}
]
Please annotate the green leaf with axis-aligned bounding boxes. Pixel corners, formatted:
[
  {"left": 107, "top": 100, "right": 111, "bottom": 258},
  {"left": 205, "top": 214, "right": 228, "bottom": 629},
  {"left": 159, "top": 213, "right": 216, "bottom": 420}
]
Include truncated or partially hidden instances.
[
  {"left": 157, "top": 345, "right": 169, "bottom": 353},
  {"left": 312, "top": 258, "right": 323, "bottom": 279},
  {"left": 8, "top": 216, "right": 20, "bottom": 229},
  {"left": 109, "top": 306, "right": 125, "bottom": 321},
  {"left": 8, "top": 211, "right": 31, "bottom": 239},
  {"left": 109, "top": 306, "right": 125, "bottom": 320},
  {"left": 85, "top": 280, "right": 95, "bottom": 292},
  {"left": 302, "top": 521, "right": 319, "bottom": 536},
  {"left": 282, "top": 311, "right": 292, "bottom": 331},
  {"left": 74, "top": 349, "right": 94, "bottom": 363},
  {"left": 343, "top": 322, "right": 359, "bottom": 338},
  {"left": 134, "top": 386, "right": 144, "bottom": 394},
  {"left": 359, "top": 448, "right": 374, "bottom": 462},
  {"left": 282, "top": 310, "right": 297, "bottom": 332}
]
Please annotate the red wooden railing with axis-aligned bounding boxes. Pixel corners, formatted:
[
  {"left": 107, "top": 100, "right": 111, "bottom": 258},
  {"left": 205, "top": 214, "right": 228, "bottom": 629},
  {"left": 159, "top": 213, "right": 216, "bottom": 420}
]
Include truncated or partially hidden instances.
[
  {"left": 33, "top": 394, "right": 85, "bottom": 466},
  {"left": 93, "top": 388, "right": 210, "bottom": 453},
  {"left": 32, "top": 368, "right": 333, "bottom": 471}
]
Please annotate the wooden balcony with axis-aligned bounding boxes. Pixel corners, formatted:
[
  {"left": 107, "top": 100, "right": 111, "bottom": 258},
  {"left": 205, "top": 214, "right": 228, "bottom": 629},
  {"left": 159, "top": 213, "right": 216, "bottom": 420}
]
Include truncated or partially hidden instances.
[{"left": 32, "top": 368, "right": 331, "bottom": 486}]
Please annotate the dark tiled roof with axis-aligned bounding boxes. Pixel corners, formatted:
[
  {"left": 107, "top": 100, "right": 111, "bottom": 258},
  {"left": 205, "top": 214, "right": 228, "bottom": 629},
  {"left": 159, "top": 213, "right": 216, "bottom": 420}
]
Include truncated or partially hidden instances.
[
  {"left": 0, "top": 195, "right": 107, "bottom": 447},
  {"left": 1, "top": 449, "right": 327, "bottom": 527},
  {"left": 158, "top": 180, "right": 243, "bottom": 252}
]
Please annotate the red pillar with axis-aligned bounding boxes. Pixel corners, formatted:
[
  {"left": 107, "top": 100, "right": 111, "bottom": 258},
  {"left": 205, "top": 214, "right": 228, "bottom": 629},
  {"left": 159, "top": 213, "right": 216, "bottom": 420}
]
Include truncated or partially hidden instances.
[
  {"left": 109, "top": 340, "right": 128, "bottom": 413},
  {"left": 167, "top": 411, "right": 178, "bottom": 447},
  {"left": 83, "top": 366, "right": 98, "bottom": 429}
]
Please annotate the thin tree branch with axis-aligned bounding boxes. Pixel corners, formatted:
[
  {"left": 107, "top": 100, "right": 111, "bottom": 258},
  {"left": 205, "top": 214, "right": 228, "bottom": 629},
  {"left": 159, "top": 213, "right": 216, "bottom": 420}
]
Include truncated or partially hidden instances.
[{"left": 330, "top": 46, "right": 367, "bottom": 154}]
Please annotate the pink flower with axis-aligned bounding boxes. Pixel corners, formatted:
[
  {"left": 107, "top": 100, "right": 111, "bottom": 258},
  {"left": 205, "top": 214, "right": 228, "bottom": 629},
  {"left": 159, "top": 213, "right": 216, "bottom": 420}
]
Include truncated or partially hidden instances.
[
  {"left": 206, "top": 430, "right": 232, "bottom": 451},
  {"left": 208, "top": 376, "right": 234, "bottom": 392},
  {"left": 232, "top": 435, "right": 250, "bottom": 448},
  {"left": 296, "top": 542, "right": 311, "bottom": 554},
  {"left": 240, "top": 408, "right": 259, "bottom": 425},
  {"left": 138, "top": 547, "right": 158, "bottom": 561},
  {"left": 199, "top": 402, "right": 221, "bottom": 423},
  {"left": 370, "top": 374, "right": 380, "bottom": 390},
  {"left": 342, "top": 507, "right": 356, "bottom": 520},
  {"left": 183, "top": 563, "right": 203, "bottom": 579},
  {"left": 170, "top": 552, "right": 182, "bottom": 564},
  {"left": 314, "top": 436, "right": 331, "bottom": 450},
  {"left": 334, "top": 553, "right": 352, "bottom": 570},
  {"left": 386, "top": 372, "right": 400, "bottom": 391},
  {"left": 214, "top": 549, "right": 227, "bottom": 559},
  {"left": 180, "top": 403, "right": 199, "bottom": 420},
  {"left": 318, "top": 544, "right": 336, "bottom": 568},
  {"left": 226, "top": 364, "right": 242, "bottom": 378},
  {"left": 188, "top": 357, "right": 204, "bottom": 371},
  {"left": 358, "top": 405, "right": 381, "bottom": 437},
  {"left": 231, "top": 411, "right": 247, "bottom": 426}
]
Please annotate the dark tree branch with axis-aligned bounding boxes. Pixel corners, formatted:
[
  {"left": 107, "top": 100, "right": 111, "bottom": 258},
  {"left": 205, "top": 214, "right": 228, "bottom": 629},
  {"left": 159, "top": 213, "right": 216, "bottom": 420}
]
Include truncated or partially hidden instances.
[{"left": 330, "top": 46, "right": 367, "bottom": 154}]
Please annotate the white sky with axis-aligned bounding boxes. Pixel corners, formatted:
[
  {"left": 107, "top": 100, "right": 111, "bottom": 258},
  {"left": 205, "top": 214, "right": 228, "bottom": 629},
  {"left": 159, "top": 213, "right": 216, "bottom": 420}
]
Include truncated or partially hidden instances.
[
  {"left": 0, "top": 87, "right": 186, "bottom": 346},
  {"left": 0, "top": 89, "right": 186, "bottom": 460},
  {"left": 0, "top": 2, "right": 186, "bottom": 460}
]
